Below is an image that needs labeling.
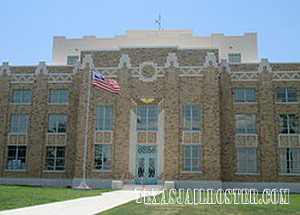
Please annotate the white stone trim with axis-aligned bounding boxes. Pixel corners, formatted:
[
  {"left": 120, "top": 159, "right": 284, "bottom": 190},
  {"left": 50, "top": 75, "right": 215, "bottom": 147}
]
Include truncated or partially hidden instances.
[
  {"left": 258, "top": 58, "right": 271, "bottom": 73},
  {"left": 165, "top": 53, "right": 179, "bottom": 68},
  {"left": 0, "top": 62, "right": 11, "bottom": 76},
  {"left": 118, "top": 54, "right": 132, "bottom": 69},
  {"left": 82, "top": 54, "right": 94, "bottom": 69},
  {"left": 139, "top": 61, "right": 158, "bottom": 82},
  {"left": 35, "top": 61, "right": 48, "bottom": 75},
  {"left": 48, "top": 73, "right": 73, "bottom": 83},
  {"left": 204, "top": 52, "right": 218, "bottom": 68},
  {"left": 157, "top": 109, "right": 165, "bottom": 176},
  {"left": 278, "top": 134, "right": 300, "bottom": 148},
  {"left": 10, "top": 74, "right": 35, "bottom": 83},
  {"left": 129, "top": 109, "right": 137, "bottom": 176}
]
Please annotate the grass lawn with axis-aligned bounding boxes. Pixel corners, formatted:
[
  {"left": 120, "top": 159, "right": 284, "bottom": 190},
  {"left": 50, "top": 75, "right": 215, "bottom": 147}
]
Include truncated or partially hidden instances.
[
  {"left": 0, "top": 185, "right": 109, "bottom": 211},
  {"left": 100, "top": 191, "right": 300, "bottom": 215}
]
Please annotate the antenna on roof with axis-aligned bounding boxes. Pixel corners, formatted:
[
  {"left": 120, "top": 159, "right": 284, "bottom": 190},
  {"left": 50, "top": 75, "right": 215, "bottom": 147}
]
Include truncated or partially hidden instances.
[{"left": 155, "top": 14, "right": 162, "bottom": 30}]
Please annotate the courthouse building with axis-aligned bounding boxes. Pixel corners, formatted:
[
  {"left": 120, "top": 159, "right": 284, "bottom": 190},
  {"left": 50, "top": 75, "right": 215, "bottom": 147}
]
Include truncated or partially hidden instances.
[{"left": 0, "top": 30, "right": 299, "bottom": 191}]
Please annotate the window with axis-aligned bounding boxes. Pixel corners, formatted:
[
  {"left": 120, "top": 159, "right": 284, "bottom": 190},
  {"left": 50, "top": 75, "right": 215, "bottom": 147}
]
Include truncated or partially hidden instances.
[
  {"left": 276, "top": 88, "right": 298, "bottom": 102},
  {"left": 94, "top": 144, "right": 112, "bottom": 171},
  {"left": 237, "top": 148, "right": 257, "bottom": 173},
  {"left": 234, "top": 88, "right": 256, "bottom": 102},
  {"left": 236, "top": 114, "right": 256, "bottom": 134},
  {"left": 137, "top": 105, "right": 158, "bottom": 131},
  {"left": 6, "top": 146, "right": 26, "bottom": 170},
  {"left": 12, "top": 89, "right": 32, "bottom": 104},
  {"left": 228, "top": 53, "right": 241, "bottom": 63},
  {"left": 182, "top": 145, "right": 201, "bottom": 172},
  {"left": 279, "top": 148, "right": 300, "bottom": 174},
  {"left": 183, "top": 105, "right": 201, "bottom": 131},
  {"left": 48, "top": 114, "right": 67, "bottom": 133},
  {"left": 67, "top": 55, "right": 79, "bottom": 65},
  {"left": 44, "top": 146, "right": 65, "bottom": 171},
  {"left": 278, "top": 114, "right": 299, "bottom": 134},
  {"left": 10, "top": 114, "right": 29, "bottom": 133},
  {"left": 96, "top": 106, "right": 113, "bottom": 131},
  {"left": 49, "top": 89, "right": 69, "bottom": 104}
]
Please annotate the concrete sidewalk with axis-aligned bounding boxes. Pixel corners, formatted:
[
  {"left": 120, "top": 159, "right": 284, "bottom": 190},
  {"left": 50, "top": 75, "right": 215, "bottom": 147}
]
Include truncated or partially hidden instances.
[{"left": 0, "top": 190, "right": 140, "bottom": 215}]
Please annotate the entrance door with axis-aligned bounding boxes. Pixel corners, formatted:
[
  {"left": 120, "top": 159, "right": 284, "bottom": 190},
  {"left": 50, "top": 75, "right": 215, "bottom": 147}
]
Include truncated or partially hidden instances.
[{"left": 135, "top": 145, "right": 157, "bottom": 184}]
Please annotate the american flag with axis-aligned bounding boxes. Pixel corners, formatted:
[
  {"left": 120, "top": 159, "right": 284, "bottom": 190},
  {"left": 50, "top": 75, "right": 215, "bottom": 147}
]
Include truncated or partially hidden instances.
[{"left": 92, "top": 70, "right": 121, "bottom": 95}]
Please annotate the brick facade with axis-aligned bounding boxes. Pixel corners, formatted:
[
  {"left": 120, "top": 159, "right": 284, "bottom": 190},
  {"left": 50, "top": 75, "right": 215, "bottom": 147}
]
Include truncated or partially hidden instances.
[{"left": 0, "top": 48, "right": 299, "bottom": 189}]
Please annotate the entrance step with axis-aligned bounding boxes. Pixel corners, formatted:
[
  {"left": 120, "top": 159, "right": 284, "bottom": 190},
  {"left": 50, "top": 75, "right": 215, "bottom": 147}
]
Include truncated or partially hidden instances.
[{"left": 122, "top": 184, "right": 164, "bottom": 191}]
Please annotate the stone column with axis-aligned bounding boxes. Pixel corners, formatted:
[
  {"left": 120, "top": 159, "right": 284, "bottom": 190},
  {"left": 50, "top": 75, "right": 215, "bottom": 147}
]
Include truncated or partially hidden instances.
[
  {"left": 257, "top": 59, "right": 278, "bottom": 181},
  {"left": 202, "top": 53, "right": 222, "bottom": 180},
  {"left": 164, "top": 67, "right": 180, "bottom": 179},
  {"left": 0, "top": 63, "right": 11, "bottom": 176},
  {"left": 219, "top": 60, "right": 236, "bottom": 180},
  {"left": 29, "top": 61, "right": 49, "bottom": 177}
]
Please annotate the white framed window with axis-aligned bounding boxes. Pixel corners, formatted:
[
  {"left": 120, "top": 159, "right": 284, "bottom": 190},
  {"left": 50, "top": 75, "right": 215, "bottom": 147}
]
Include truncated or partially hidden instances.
[
  {"left": 234, "top": 88, "right": 256, "bottom": 102},
  {"left": 137, "top": 105, "right": 158, "bottom": 131},
  {"left": 67, "top": 55, "right": 79, "bottom": 65},
  {"left": 237, "top": 148, "right": 257, "bottom": 173},
  {"left": 276, "top": 88, "right": 298, "bottom": 102},
  {"left": 48, "top": 114, "right": 67, "bottom": 133},
  {"left": 182, "top": 145, "right": 201, "bottom": 172},
  {"left": 12, "top": 89, "right": 32, "bottom": 104},
  {"left": 228, "top": 53, "right": 241, "bottom": 63},
  {"left": 278, "top": 114, "right": 299, "bottom": 134},
  {"left": 236, "top": 114, "right": 256, "bottom": 134},
  {"left": 279, "top": 148, "right": 300, "bottom": 174},
  {"left": 10, "top": 114, "right": 29, "bottom": 133},
  {"left": 6, "top": 146, "right": 26, "bottom": 170},
  {"left": 49, "top": 89, "right": 69, "bottom": 104},
  {"left": 96, "top": 106, "right": 113, "bottom": 131},
  {"left": 182, "top": 105, "right": 201, "bottom": 131},
  {"left": 94, "top": 144, "right": 112, "bottom": 171},
  {"left": 44, "top": 146, "right": 65, "bottom": 171}
]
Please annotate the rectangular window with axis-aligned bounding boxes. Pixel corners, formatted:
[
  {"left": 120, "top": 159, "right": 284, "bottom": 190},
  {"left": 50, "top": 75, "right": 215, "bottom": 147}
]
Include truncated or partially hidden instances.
[
  {"left": 44, "top": 146, "right": 65, "bottom": 171},
  {"left": 279, "top": 148, "right": 300, "bottom": 174},
  {"left": 234, "top": 88, "right": 256, "bottom": 102},
  {"left": 183, "top": 105, "right": 201, "bottom": 131},
  {"left": 137, "top": 105, "right": 158, "bottom": 131},
  {"left": 12, "top": 89, "right": 32, "bottom": 104},
  {"left": 236, "top": 114, "right": 256, "bottom": 134},
  {"left": 182, "top": 145, "right": 201, "bottom": 172},
  {"left": 49, "top": 89, "right": 69, "bottom": 104},
  {"left": 228, "top": 53, "right": 241, "bottom": 63},
  {"left": 48, "top": 114, "right": 67, "bottom": 133},
  {"left": 278, "top": 114, "right": 299, "bottom": 134},
  {"left": 96, "top": 106, "right": 113, "bottom": 131},
  {"left": 10, "top": 114, "right": 29, "bottom": 133},
  {"left": 6, "top": 146, "right": 26, "bottom": 170},
  {"left": 237, "top": 148, "right": 257, "bottom": 173},
  {"left": 276, "top": 88, "right": 298, "bottom": 102},
  {"left": 67, "top": 55, "right": 79, "bottom": 65},
  {"left": 94, "top": 144, "right": 112, "bottom": 171}
]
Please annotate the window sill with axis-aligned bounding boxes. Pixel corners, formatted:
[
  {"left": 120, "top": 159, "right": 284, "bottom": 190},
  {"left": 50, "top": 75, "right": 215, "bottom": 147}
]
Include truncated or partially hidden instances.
[
  {"left": 4, "top": 169, "right": 27, "bottom": 172},
  {"left": 234, "top": 102, "right": 257, "bottom": 104},
  {"left": 181, "top": 171, "right": 202, "bottom": 174},
  {"left": 10, "top": 103, "right": 31, "bottom": 105},
  {"left": 92, "top": 170, "right": 112, "bottom": 173},
  {"left": 278, "top": 173, "right": 300, "bottom": 176},
  {"left": 43, "top": 170, "right": 65, "bottom": 173},
  {"left": 235, "top": 173, "right": 259, "bottom": 176},
  {"left": 276, "top": 102, "right": 299, "bottom": 104},
  {"left": 48, "top": 103, "right": 69, "bottom": 105}
]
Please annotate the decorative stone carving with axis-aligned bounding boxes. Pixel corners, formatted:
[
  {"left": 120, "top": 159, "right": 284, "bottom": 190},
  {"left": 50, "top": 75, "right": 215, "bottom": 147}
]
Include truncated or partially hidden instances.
[
  {"left": 220, "top": 59, "right": 230, "bottom": 73},
  {"left": 139, "top": 61, "right": 158, "bottom": 82},
  {"left": 35, "top": 61, "right": 48, "bottom": 75},
  {"left": 165, "top": 53, "right": 179, "bottom": 68},
  {"left": 204, "top": 52, "right": 218, "bottom": 68},
  {"left": 258, "top": 58, "right": 272, "bottom": 73},
  {"left": 0, "top": 62, "right": 11, "bottom": 76},
  {"left": 118, "top": 54, "right": 132, "bottom": 69},
  {"left": 278, "top": 134, "right": 300, "bottom": 148},
  {"left": 82, "top": 54, "right": 94, "bottom": 68},
  {"left": 235, "top": 134, "right": 258, "bottom": 147}
]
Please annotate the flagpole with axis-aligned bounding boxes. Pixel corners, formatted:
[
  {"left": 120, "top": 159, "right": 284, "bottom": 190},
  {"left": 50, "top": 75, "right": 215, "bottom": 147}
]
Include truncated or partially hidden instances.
[{"left": 77, "top": 65, "right": 93, "bottom": 190}]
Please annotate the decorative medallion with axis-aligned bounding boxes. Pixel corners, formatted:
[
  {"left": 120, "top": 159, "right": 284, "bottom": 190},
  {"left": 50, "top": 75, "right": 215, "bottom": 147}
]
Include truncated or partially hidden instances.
[{"left": 139, "top": 61, "right": 158, "bottom": 82}]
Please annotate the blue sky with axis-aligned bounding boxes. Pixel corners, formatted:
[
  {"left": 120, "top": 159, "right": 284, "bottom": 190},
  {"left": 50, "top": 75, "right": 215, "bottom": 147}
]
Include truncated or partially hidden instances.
[{"left": 0, "top": 0, "right": 299, "bottom": 65}]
